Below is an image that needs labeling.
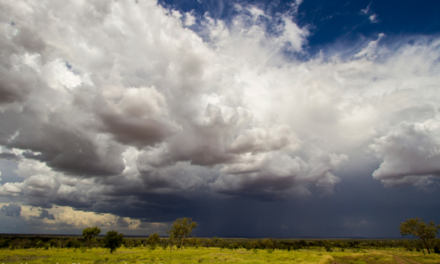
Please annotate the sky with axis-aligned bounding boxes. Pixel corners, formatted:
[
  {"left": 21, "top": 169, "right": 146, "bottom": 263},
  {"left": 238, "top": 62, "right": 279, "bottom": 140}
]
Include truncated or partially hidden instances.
[{"left": 1, "top": 0, "right": 440, "bottom": 238}]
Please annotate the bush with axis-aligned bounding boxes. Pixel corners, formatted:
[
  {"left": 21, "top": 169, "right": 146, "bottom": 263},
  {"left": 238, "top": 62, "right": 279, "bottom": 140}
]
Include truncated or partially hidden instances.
[
  {"left": 35, "top": 240, "right": 45, "bottom": 249},
  {"left": 66, "top": 238, "right": 81, "bottom": 249},
  {"left": 103, "top": 231, "right": 124, "bottom": 253}
]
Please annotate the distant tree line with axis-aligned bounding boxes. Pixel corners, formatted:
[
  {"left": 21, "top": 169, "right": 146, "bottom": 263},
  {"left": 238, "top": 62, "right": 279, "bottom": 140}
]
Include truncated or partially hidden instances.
[{"left": 1, "top": 217, "right": 439, "bottom": 254}]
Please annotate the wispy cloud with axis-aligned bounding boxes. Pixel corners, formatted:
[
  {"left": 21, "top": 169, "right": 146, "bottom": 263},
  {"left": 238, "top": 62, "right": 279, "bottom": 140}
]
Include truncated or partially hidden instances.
[{"left": 361, "top": 2, "right": 379, "bottom": 23}]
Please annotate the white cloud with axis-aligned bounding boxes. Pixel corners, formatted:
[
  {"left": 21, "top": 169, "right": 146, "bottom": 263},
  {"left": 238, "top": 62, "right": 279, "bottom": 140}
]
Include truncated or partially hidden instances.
[
  {"left": 0, "top": 203, "right": 169, "bottom": 234},
  {"left": 361, "top": 3, "right": 371, "bottom": 14},
  {"left": 184, "top": 11, "right": 196, "bottom": 27},
  {"left": 360, "top": 2, "right": 379, "bottom": 23},
  {"left": 369, "top": 14, "right": 379, "bottom": 23},
  {"left": 355, "top": 33, "right": 385, "bottom": 59}
]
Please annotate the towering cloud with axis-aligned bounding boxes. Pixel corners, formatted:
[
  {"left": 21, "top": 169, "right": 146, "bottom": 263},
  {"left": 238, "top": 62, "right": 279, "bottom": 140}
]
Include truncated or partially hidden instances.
[{"left": 0, "top": 0, "right": 439, "bottom": 231}]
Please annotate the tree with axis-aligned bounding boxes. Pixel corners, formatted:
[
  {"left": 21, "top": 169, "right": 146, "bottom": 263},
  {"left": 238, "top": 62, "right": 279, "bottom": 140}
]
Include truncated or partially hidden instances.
[
  {"left": 147, "top": 232, "right": 160, "bottom": 250},
  {"left": 400, "top": 218, "right": 440, "bottom": 254},
  {"left": 167, "top": 218, "right": 197, "bottom": 251},
  {"left": 103, "top": 230, "right": 124, "bottom": 253},
  {"left": 82, "top": 226, "right": 101, "bottom": 247}
]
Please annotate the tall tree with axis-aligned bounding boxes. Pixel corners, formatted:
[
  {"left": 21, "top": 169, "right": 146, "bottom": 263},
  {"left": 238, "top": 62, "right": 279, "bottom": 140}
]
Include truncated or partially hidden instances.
[
  {"left": 167, "top": 218, "right": 197, "bottom": 251},
  {"left": 400, "top": 218, "right": 440, "bottom": 254}
]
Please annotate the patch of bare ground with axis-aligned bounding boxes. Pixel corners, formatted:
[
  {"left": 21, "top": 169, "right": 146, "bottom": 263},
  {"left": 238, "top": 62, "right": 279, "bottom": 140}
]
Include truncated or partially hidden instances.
[
  {"left": 394, "top": 256, "right": 407, "bottom": 264},
  {"left": 399, "top": 256, "right": 420, "bottom": 264}
]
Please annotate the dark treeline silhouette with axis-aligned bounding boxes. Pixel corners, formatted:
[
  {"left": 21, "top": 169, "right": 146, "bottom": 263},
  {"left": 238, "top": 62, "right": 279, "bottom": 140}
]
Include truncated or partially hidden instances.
[{"left": 1, "top": 234, "right": 440, "bottom": 254}]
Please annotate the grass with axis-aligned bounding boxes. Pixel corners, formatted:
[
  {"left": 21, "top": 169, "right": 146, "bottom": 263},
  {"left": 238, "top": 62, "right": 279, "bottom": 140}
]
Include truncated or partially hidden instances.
[{"left": 1, "top": 247, "right": 440, "bottom": 264}]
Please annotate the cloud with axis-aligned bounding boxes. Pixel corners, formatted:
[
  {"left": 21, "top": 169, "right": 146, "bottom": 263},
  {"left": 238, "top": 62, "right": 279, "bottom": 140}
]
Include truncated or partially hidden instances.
[
  {"left": 0, "top": 0, "right": 439, "bottom": 230},
  {"left": 354, "top": 33, "right": 385, "bottom": 59},
  {"left": 0, "top": 152, "right": 21, "bottom": 161},
  {"left": 32, "top": 209, "right": 55, "bottom": 220},
  {"left": 0, "top": 182, "right": 22, "bottom": 196},
  {"left": 371, "top": 121, "right": 440, "bottom": 187},
  {"left": 369, "top": 14, "right": 379, "bottom": 23},
  {"left": 1, "top": 203, "right": 21, "bottom": 217},
  {"left": 184, "top": 11, "right": 196, "bottom": 27},
  {"left": 0, "top": 203, "right": 169, "bottom": 234},
  {"left": 360, "top": 2, "right": 379, "bottom": 23},
  {"left": 211, "top": 146, "right": 348, "bottom": 199},
  {"left": 117, "top": 216, "right": 130, "bottom": 228}
]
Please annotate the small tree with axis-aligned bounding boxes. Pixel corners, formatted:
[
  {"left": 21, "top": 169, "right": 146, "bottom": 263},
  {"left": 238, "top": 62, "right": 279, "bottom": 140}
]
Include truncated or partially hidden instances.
[
  {"left": 147, "top": 232, "right": 160, "bottom": 250},
  {"left": 82, "top": 226, "right": 101, "bottom": 247},
  {"left": 167, "top": 218, "right": 197, "bottom": 251},
  {"left": 103, "top": 230, "right": 124, "bottom": 253},
  {"left": 400, "top": 218, "right": 440, "bottom": 254}
]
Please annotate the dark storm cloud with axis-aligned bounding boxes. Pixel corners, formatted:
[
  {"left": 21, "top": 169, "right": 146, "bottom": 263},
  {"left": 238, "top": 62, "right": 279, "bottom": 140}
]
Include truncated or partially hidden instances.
[
  {"left": 1, "top": 203, "right": 21, "bottom": 217},
  {"left": 3, "top": 109, "right": 126, "bottom": 177},
  {"left": 99, "top": 113, "right": 175, "bottom": 148},
  {"left": 22, "top": 151, "right": 44, "bottom": 161},
  {"left": 0, "top": 152, "right": 21, "bottom": 161},
  {"left": 0, "top": 67, "right": 35, "bottom": 104}
]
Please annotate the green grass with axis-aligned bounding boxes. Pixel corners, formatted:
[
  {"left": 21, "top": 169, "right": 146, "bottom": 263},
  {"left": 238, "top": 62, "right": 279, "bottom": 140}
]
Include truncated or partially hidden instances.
[{"left": 1, "top": 247, "right": 440, "bottom": 264}]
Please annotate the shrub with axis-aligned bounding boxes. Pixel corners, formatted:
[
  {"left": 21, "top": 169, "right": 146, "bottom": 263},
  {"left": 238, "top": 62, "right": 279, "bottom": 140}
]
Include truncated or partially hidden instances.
[{"left": 103, "top": 230, "right": 124, "bottom": 253}]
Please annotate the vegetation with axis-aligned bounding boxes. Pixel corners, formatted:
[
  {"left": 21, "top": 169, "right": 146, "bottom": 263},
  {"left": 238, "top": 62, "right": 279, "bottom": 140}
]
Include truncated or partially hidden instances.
[
  {"left": 400, "top": 218, "right": 440, "bottom": 255},
  {"left": 83, "top": 226, "right": 101, "bottom": 242},
  {"left": 1, "top": 218, "right": 440, "bottom": 263},
  {"left": 147, "top": 232, "right": 160, "bottom": 250},
  {"left": 103, "top": 230, "right": 124, "bottom": 253},
  {"left": 167, "top": 217, "right": 197, "bottom": 251}
]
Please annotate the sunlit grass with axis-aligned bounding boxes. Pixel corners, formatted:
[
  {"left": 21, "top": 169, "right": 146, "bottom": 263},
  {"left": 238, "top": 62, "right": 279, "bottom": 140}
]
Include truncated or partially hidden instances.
[{"left": 1, "top": 247, "right": 440, "bottom": 263}]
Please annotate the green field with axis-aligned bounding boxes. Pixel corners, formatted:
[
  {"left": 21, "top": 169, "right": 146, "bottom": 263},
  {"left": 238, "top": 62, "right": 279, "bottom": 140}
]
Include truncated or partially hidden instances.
[{"left": 1, "top": 247, "right": 440, "bottom": 264}]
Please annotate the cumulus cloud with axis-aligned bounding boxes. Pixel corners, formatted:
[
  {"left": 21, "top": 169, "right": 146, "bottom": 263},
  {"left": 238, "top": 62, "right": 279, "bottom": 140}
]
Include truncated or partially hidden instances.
[
  {"left": 0, "top": 203, "right": 168, "bottom": 234},
  {"left": 0, "top": 0, "right": 439, "bottom": 229},
  {"left": 371, "top": 121, "right": 440, "bottom": 187}
]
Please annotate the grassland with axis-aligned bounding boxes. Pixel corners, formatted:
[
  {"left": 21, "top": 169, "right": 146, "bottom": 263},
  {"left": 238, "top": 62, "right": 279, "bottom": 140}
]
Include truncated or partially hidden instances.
[{"left": 1, "top": 247, "right": 440, "bottom": 264}]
